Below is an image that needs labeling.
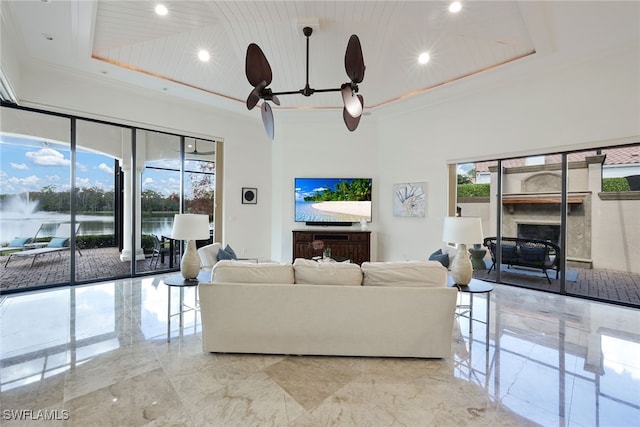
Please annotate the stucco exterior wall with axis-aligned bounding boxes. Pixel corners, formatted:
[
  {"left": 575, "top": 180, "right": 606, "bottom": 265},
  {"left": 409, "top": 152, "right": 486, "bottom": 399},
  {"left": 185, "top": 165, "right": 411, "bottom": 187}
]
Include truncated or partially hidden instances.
[{"left": 459, "top": 157, "right": 639, "bottom": 273}]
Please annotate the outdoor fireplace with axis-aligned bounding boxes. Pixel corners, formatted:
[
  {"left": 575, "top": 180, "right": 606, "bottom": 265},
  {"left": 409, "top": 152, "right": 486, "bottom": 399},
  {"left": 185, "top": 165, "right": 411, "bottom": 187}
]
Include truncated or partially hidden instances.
[{"left": 517, "top": 224, "right": 560, "bottom": 245}]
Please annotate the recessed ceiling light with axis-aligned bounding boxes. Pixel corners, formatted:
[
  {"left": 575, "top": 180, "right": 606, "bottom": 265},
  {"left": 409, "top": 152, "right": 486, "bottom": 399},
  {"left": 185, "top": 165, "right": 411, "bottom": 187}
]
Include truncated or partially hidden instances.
[
  {"left": 449, "top": 1, "right": 462, "bottom": 13},
  {"left": 198, "top": 49, "right": 210, "bottom": 62},
  {"left": 155, "top": 4, "right": 168, "bottom": 16},
  {"left": 418, "top": 52, "right": 431, "bottom": 65},
  {"left": 42, "top": 33, "right": 53, "bottom": 41}
]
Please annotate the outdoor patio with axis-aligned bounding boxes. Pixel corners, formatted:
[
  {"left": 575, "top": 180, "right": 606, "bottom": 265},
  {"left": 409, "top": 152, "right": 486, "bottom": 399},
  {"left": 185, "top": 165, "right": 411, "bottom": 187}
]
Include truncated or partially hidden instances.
[
  {"left": 0, "top": 247, "right": 170, "bottom": 292},
  {"left": 1, "top": 247, "right": 639, "bottom": 307}
]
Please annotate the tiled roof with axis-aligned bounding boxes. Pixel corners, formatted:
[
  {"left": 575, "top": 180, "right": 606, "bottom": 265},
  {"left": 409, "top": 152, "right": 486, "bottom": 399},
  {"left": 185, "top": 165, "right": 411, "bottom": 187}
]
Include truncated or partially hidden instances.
[{"left": 474, "top": 145, "right": 639, "bottom": 172}]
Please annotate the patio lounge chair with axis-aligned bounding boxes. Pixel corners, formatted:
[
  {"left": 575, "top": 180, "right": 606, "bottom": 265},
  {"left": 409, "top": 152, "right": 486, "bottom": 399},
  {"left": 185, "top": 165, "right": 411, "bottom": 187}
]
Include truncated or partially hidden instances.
[
  {"left": 0, "top": 223, "right": 43, "bottom": 255},
  {"left": 4, "top": 223, "right": 82, "bottom": 268}
]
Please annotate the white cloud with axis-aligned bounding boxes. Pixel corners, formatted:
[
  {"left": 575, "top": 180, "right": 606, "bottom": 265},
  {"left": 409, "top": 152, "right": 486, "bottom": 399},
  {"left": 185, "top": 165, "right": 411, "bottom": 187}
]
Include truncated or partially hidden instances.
[
  {"left": 457, "top": 163, "right": 474, "bottom": 174},
  {"left": 76, "top": 177, "right": 92, "bottom": 188},
  {"left": 98, "top": 163, "right": 114, "bottom": 174},
  {"left": 7, "top": 175, "right": 40, "bottom": 188},
  {"left": 10, "top": 162, "right": 28, "bottom": 170},
  {"left": 76, "top": 163, "right": 88, "bottom": 173},
  {"left": 143, "top": 177, "right": 154, "bottom": 184},
  {"left": 25, "top": 148, "right": 70, "bottom": 166}
]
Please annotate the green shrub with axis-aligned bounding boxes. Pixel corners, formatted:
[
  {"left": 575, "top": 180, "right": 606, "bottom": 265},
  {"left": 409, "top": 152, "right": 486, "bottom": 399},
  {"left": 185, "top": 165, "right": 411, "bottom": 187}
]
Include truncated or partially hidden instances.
[
  {"left": 76, "top": 234, "right": 116, "bottom": 249},
  {"left": 457, "top": 183, "right": 490, "bottom": 197},
  {"left": 602, "top": 177, "right": 630, "bottom": 192},
  {"left": 141, "top": 234, "right": 155, "bottom": 254}
]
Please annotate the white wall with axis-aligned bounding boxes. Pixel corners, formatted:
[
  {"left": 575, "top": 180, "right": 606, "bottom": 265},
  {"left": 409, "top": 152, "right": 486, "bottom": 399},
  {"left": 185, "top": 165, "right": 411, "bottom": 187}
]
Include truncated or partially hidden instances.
[
  {"left": 5, "top": 42, "right": 638, "bottom": 264},
  {"left": 271, "top": 112, "right": 380, "bottom": 262},
  {"left": 371, "top": 43, "right": 639, "bottom": 261}
]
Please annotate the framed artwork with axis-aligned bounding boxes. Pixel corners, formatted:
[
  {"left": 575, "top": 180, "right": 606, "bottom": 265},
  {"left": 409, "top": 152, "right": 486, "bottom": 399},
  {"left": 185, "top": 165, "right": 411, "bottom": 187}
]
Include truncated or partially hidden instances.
[
  {"left": 242, "top": 187, "right": 257, "bottom": 204},
  {"left": 393, "top": 182, "right": 426, "bottom": 217}
]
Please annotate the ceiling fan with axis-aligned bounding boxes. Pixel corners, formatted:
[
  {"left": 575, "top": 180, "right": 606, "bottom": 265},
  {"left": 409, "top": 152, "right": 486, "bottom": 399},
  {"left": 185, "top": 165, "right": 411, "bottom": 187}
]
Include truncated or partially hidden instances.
[
  {"left": 184, "top": 140, "right": 215, "bottom": 156},
  {"left": 245, "top": 27, "right": 366, "bottom": 141}
]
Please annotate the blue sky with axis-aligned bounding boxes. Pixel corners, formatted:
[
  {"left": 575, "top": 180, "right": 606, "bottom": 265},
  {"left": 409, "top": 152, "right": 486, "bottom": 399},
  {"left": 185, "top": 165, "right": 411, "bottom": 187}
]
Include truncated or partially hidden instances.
[{"left": 1, "top": 135, "right": 184, "bottom": 196}]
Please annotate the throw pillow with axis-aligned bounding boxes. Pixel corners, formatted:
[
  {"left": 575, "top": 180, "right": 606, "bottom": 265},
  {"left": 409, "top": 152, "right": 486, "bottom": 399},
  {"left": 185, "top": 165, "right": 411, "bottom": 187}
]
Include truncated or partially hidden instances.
[
  {"left": 217, "top": 244, "right": 238, "bottom": 261},
  {"left": 428, "top": 249, "right": 449, "bottom": 268},
  {"left": 9, "top": 237, "right": 32, "bottom": 247},
  {"left": 224, "top": 244, "right": 237, "bottom": 259},
  {"left": 47, "top": 237, "right": 69, "bottom": 248}
]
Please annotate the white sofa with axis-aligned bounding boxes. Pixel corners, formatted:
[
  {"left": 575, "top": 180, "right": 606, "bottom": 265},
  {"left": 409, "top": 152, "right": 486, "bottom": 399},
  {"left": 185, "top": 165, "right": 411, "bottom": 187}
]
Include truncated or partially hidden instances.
[{"left": 198, "top": 259, "right": 458, "bottom": 358}]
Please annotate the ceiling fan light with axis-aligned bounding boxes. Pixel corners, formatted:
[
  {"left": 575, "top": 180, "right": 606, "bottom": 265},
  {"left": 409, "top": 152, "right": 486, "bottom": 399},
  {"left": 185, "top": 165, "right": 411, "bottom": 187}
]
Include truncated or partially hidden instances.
[
  {"left": 342, "top": 85, "right": 362, "bottom": 118},
  {"left": 155, "top": 4, "right": 168, "bottom": 16},
  {"left": 449, "top": 1, "right": 462, "bottom": 13}
]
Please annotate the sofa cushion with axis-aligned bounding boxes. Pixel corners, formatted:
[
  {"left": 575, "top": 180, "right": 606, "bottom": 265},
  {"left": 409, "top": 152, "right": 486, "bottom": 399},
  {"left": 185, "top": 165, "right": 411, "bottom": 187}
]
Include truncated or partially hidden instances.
[
  {"left": 293, "top": 258, "right": 363, "bottom": 286},
  {"left": 212, "top": 260, "right": 295, "bottom": 284},
  {"left": 360, "top": 261, "right": 447, "bottom": 287},
  {"left": 198, "top": 242, "right": 222, "bottom": 269}
]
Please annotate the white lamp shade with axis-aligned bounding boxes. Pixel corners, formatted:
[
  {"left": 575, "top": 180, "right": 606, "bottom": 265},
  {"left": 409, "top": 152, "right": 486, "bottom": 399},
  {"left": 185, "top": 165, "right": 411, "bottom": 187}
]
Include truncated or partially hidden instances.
[
  {"left": 171, "top": 214, "right": 210, "bottom": 241},
  {"left": 442, "top": 217, "right": 483, "bottom": 244}
]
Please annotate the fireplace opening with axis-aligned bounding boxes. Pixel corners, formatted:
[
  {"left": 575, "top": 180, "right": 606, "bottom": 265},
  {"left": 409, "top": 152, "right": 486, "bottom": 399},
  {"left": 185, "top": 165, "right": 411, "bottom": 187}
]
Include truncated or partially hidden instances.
[{"left": 518, "top": 224, "right": 560, "bottom": 245}]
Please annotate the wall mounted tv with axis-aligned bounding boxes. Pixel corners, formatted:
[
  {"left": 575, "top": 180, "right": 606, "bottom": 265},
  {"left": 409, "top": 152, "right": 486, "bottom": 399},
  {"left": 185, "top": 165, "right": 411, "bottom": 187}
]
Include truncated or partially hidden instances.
[{"left": 294, "top": 178, "right": 372, "bottom": 225}]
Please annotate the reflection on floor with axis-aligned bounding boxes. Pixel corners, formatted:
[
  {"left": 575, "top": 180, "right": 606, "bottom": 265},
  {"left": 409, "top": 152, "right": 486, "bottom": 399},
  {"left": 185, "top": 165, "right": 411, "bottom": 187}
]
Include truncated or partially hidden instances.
[{"left": 1, "top": 276, "right": 638, "bottom": 426}]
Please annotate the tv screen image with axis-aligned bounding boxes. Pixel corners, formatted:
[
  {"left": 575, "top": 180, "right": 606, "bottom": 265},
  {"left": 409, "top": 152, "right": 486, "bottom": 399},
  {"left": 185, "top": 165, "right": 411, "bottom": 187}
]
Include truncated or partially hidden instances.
[{"left": 294, "top": 178, "right": 372, "bottom": 223}]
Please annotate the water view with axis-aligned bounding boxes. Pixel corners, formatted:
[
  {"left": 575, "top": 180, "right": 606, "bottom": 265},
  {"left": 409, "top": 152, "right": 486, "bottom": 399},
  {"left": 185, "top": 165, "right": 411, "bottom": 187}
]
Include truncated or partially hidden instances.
[
  {"left": 0, "top": 216, "right": 176, "bottom": 245},
  {"left": 0, "top": 196, "right": 175, "bottom": 244}
]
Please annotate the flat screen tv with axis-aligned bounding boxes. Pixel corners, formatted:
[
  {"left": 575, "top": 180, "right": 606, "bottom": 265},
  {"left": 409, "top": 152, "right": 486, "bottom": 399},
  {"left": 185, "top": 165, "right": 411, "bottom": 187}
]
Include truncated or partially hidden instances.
[{"left": 294, "top": 178, "right": 372, "bottom": 224}]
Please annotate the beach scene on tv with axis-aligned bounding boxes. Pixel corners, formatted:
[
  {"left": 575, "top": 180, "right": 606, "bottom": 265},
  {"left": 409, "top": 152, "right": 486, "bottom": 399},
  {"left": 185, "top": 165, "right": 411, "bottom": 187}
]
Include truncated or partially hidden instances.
[{"left": 295, "top": 178, "right": 372, "bottom": 222}]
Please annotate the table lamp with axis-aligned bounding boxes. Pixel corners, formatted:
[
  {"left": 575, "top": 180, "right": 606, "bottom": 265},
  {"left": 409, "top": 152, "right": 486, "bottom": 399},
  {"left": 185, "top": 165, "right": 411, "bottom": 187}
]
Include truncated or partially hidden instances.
[
  {"left": 171, "top": 214, "right": 210, "bottom": 279},
  {"left": 442, "top": 217, "right": 484, "bottom": 285}
]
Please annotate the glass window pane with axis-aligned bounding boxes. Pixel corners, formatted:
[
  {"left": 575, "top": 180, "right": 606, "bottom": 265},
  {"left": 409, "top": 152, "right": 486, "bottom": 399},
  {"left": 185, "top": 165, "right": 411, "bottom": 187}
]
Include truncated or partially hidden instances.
[{"left": 0, "top": 107, "right": 71, "bottom": 291}]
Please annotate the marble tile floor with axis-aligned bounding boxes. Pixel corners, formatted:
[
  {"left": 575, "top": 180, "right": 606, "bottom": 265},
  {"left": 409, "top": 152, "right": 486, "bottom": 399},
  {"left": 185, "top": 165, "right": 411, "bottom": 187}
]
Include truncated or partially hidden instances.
[{"left": 0, "top": 275, "right": 638, "bottom": 426}]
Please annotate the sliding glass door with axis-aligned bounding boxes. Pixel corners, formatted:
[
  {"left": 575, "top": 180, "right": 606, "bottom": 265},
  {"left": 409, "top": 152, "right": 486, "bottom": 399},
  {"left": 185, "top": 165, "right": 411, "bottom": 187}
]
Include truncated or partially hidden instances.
[
  {"left": 75, "top": 120, "right": 130, "bottom": 282},
  {"left": 0, "top": 108, "right": 71, "bottom": 291},
  {"left": 1, "top": 103, "right": 223, "bottom": 293},
  {"left": 460, "top": 143, "right": 640, "bottom": 308}
]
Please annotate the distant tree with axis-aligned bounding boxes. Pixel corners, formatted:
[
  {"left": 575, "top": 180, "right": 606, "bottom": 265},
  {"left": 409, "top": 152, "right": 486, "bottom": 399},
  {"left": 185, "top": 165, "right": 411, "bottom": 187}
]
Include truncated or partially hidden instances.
[{"left": 187, "top": 161, "right": 215, "bottom": 217}]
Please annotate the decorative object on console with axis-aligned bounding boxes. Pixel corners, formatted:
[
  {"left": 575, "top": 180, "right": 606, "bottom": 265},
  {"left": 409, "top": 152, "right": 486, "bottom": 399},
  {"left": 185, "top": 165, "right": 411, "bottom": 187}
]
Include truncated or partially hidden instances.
[
  {"left": 171, "top": 214, "right": 210, "bottom": 280},
  {"left": 442, "top": 217, "right": 483, "bottom": 285},
  {"left": 244, "top": 27, "right": 366, "bottom": 140},
  {"left": 393, "top": 182, "right": 426, "bottom": 217},
  {"left": 242, "top": 187, "right": 257, "bottom": 204}
]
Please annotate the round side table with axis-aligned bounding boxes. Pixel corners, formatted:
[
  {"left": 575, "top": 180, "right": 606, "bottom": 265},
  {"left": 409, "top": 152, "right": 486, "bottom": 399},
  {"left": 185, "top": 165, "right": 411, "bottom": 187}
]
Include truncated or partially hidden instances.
[
  {"left": 449, "top": 278, "right": 493, "bottom": 351},
  {"left": 164, "top": 270, "right": 209, "bottom": 342}
]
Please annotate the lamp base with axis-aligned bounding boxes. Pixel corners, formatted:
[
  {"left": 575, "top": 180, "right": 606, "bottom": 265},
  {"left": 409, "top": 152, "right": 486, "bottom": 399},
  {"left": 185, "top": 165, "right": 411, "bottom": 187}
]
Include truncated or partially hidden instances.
[
  {"left": 450, "top": 243, "right": 472, "bottom": 285},
  {"left": 180, "top": 240, "right": 201, "bottom": 280}
]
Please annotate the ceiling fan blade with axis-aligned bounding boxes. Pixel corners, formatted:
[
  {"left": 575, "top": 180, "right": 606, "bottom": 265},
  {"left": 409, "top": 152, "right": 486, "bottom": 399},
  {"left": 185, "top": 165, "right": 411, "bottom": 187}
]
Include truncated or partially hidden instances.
[
  {"left": 343, "top": 95, "right": 364, "bottom": 132},
  {"left": 261, "top": 102, "right": 275, "bottom": 141},
  {"left": 344, "top": 35, "right": 365, "bottom": 84},
  {"left": 246, "top": 80, "right": 267, "bottom": 110},
  {"left": 246, "top": 43, "right": 273, "bottom": 87},
  {"left": 341, "top": 84, "right": 363, "bottom": 118},
  {"left": 271, "top": 94, "right": 280, "bottom": 106}
]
